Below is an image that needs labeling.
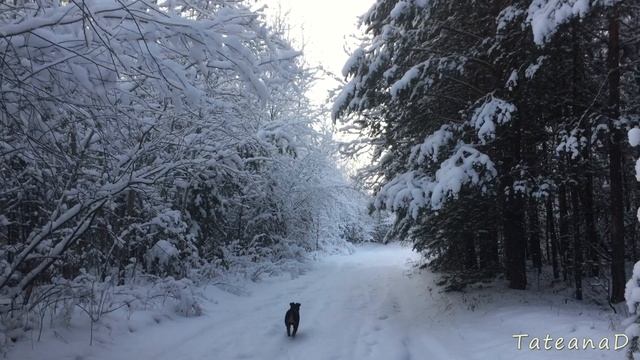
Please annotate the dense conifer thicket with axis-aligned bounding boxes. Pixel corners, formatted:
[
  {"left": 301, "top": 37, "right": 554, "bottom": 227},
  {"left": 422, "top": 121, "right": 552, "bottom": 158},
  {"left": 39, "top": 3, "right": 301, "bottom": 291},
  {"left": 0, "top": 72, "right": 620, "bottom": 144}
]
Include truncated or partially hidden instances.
[
  {"left": 334, "top": 0, "right": 640, "bottom": 302},
  {"left": 0, "top": 0, "right": 372, "bottom": 312}
]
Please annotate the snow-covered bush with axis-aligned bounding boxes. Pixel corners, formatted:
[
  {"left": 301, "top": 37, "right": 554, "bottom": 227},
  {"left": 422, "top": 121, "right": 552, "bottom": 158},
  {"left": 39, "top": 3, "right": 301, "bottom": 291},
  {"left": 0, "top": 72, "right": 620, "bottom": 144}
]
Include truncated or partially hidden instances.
[
  {"left": 625, "top": 262, "right": 640, "bottom": 357},
  {"left": 154, "top": 278, "right": 202, "bottom": 318},
  {"left": 626, "top": 127, "right": 640, "bottom": 358},
  {"left": 145, "top": 240, "right": 180, "bottom": 276}
]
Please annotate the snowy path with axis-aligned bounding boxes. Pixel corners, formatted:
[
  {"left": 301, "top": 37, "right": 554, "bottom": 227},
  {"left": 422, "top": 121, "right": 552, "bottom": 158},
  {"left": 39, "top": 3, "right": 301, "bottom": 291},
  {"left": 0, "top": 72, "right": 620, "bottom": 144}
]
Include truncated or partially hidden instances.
[
  {"left": 92, "top": 245, "right": 454, "bottom": 360},
  {"left": 13, "top": 244, "right": 620, "bottom": 360}
]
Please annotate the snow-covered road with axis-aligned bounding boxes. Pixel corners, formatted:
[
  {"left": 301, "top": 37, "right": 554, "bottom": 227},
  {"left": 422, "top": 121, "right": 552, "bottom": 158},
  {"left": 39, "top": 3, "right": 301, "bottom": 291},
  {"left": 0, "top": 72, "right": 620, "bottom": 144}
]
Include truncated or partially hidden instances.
[
  {"left": 13, "top": 244, "right": 620, "bottom": 360},
  {"left": 94, "top": 244, "right": 453, "bottom": 360}
]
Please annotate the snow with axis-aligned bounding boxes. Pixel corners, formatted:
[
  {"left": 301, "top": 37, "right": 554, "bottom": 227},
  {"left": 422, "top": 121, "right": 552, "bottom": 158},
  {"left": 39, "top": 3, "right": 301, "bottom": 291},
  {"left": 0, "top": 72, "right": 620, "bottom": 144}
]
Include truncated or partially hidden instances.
[
  {"left": 626, "top": 261, "right": 640, "bottom": 340},
  {"left": 470, "top": 97, "right": 516, "bottom": 144},
  {"left": 526, "top": 0, "right": 621, "bottom": 45},
  {"left": 377, "top": 138, "right": 497, "bottom": 217},
  {"left": 506, "top": 69, "right": 519, "bottom": 90},
  {"left": 429, "top": 144, "right": 497, "bottom": 209},
  {"left": 146, "top": 240, "right": 180, "bottom": 267},
  {"left": 525, "top": 56, "right": 547, "bottom": 79},
  {"left": 497, "top": 5, "right": 525, "bottom": 32},
  {"left": 526, "top": 0, "right": 591, "bottom": 44},
  {"left": 376, "top": 171, "right": 432, "bottom": 219},
  {"left": 7, "top": 245, "right": 623, "bottom": 360},
  {"left": 341, "top": 48, "right": 365, "bottom": 77},
  {"left": 409, "top": 124, "right": 456, "bottom": 164},
  {"left": 629, "top": 128, "right": 640, "bottom": 147},
  {"left": 390, "top": 65, "right": 421, "bottom": 98},
  {"left": 414, "top": 0, "right": 428, "bottom": 6},
  {"left": 332, "top": 79, "right": 357, "bottom": 119},
  {"left": 556, "top": 130, "right": 587, "bottom": 159},
  {"left": 390, "top": 1, "right": 409, "bottom": 19},
  {"left": 626, "top": 262, "right": 640, "bottom": 314},
  {"left": 383, "top": 64, "right": 398, "bottom": 80}
]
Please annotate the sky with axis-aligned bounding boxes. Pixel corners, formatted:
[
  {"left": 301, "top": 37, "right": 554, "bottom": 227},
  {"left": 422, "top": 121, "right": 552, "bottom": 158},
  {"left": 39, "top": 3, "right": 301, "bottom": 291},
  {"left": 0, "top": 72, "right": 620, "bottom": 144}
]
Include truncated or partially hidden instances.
[
  {"left": 258, "top": 0, "right": 374, "bottom": 105},
  {"left": 256, "top": 0, "right": 375, "bottom": 173}
]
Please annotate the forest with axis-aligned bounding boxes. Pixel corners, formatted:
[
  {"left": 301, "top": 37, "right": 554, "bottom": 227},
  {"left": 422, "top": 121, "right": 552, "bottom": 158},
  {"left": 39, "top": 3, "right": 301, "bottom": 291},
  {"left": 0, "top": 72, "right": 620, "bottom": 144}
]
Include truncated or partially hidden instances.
[
  {"left": 334, "top": 0, "right": 640, "bottom": 305},
  {"left": 4, "top": 0, "right": 640, "bottom": 359},
  {"left": 0, "top": 0, "right": 376, "bottom": 344}
]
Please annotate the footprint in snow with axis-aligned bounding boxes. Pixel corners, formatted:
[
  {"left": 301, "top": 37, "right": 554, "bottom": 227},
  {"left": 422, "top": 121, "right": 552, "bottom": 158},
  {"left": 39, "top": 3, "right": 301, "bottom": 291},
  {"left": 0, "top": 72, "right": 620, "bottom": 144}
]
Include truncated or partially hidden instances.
[{"left": 391, "top": 301, "right": 401, "bottom": 313}]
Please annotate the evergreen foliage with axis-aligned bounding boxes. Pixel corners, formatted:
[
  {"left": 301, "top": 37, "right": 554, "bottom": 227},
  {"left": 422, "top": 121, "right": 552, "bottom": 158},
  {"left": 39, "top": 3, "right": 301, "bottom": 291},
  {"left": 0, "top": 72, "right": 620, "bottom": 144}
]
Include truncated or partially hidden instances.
[{"left": 335, "top": 0, "right": 640, "bottom": 299}]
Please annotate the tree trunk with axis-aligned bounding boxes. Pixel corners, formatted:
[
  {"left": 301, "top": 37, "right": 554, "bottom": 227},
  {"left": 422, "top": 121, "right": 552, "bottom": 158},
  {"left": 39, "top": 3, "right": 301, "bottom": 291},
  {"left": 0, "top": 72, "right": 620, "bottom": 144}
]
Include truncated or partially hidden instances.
[
  {"left": 463, "top": 229, "right": 477, "bottom": 270},
  {"left": 546, "top": 195, "right": 560, "bottom": 279},
  {"left": 528, "top": 198, "right": 542, "bottom": 273},
  {"left": 570, "top": 186, "right": 583, "bottom": 300},
  {"left": 504, "top": 197, "right": 527, "bottom": 289},
  {"left": 501, "top": 97, "right": 527, "bottom": 290},
  {"left": 582, "top": 163, "right": 599, "bottom": 277},
  {"left": 607, "top": 4, "right": 626, "bottom": 304},
  {"left": 558, "top": 184, "right": 570, "bottom": 281}
]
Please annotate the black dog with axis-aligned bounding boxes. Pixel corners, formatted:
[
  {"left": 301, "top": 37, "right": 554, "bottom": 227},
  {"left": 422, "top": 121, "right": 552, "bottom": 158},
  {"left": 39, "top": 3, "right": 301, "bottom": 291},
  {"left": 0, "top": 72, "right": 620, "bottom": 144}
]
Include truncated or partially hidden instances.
[{"left": 284, "top": 302, "right": 301, "bottom": 337}]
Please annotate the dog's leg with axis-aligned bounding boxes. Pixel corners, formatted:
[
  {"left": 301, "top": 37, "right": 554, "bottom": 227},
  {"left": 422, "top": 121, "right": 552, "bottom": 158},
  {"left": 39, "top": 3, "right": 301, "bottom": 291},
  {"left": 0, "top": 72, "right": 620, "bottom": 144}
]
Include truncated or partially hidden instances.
[
  {"left": 286, "top": 324, "right": 291, "bottom": 337},
  {"left": 292, "top": 323, "right": 298, "bottom": 337}
]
